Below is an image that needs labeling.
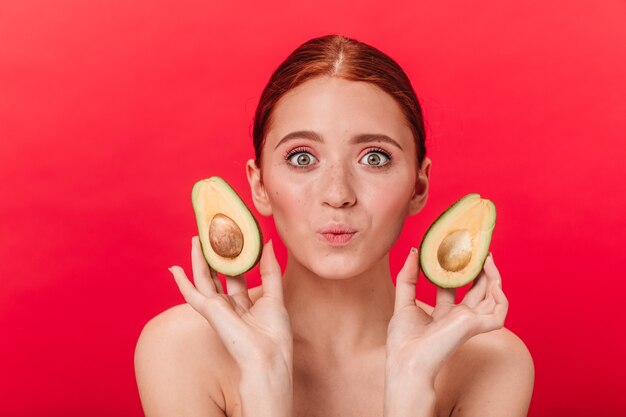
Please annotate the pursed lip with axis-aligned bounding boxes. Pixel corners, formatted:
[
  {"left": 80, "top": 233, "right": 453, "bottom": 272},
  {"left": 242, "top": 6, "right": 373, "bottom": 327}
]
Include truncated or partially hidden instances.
[
  {"left": 317, "top": 222, "right": 358, "bottom": 234},
  {"left": 316, "top": 223, "right": 359, "bottom": 246}
]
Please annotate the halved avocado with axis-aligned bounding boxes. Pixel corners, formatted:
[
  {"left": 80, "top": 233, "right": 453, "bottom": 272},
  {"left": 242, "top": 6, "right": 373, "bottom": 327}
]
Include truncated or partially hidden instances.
[
  {"left": 191, "top": 176, "right": 263, "bottom": 276},
  {"left": 418, "top": 193, "right": 496, "bottom": 288}
]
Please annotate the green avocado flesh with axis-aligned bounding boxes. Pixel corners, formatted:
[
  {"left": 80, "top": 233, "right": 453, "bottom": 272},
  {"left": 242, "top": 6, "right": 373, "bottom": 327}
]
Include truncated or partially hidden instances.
[
  {"left": 418, "top": 193, "right": 496, "bottom": 288},
  {"left": 191, "top": 176, "right": 263, "bottom": 276}
]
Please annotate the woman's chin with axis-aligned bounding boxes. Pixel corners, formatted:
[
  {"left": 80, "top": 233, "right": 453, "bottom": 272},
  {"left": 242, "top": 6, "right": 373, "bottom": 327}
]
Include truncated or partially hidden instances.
[{"left": 307, "top": 257, "right": 370, "bottom": 281}]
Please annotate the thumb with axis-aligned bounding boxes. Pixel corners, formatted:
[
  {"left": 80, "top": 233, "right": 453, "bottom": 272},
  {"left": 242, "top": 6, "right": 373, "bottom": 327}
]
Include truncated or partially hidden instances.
[
  {"left": 394, "top": 247, "right": 420, "bottom": 311},
  {"left": 259, "top": 239, "right": 284, "bottom": 302}
]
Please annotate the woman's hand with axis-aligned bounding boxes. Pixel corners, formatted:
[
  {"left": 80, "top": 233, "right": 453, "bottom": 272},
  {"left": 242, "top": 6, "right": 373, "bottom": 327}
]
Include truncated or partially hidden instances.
[
  {"left": 169, "top": 236, "right": 293, "bottom": 375},
  {"left": 386, "top": 248, "right": 508, "bottom": 385}
]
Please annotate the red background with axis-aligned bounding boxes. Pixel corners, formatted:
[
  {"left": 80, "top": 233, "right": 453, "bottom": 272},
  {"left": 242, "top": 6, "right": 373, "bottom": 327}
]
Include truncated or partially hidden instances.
[{"left": 1, "top": 1, "right": 625, "bottom": 415}]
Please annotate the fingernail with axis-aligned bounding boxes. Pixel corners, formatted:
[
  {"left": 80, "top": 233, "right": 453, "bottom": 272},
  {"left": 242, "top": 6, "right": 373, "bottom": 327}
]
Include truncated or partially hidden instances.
[
  {"left": 489, "top": 251, "right": 493, "bottom": 260},
  {"left": 168, "top": 267, "right": 174, "bottom": 273},
  {"left": 410, "top": 247, "right": 417, "bottom": 254}
]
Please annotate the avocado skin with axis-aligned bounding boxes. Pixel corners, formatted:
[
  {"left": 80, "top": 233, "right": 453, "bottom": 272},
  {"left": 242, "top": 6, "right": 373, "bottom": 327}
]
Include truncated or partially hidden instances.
[
  {"left": 191, "top": 176, "right": 264, "bottom": 276},
  {"left": 418, "top": 193, "right": 496, "bottom": 288}
]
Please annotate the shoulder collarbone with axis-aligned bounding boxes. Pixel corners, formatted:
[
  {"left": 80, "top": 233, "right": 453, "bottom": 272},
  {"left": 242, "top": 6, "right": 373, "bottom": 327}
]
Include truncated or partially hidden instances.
[
  {"left": 445, "top": 327, "right": 535, "bottom": 416},
  {"left": 134, "top": 304, "right": 229, "bottom": 417}
]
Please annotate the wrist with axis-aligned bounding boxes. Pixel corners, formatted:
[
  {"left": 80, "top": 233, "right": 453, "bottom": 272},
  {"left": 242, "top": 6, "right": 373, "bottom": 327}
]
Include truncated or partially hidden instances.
[
  {"left": 385, "top": 362, "right": 436, "bottom": 392},
  {"left": 384, "top": 366, "right": 436, "bottom": 417},
  {"left": 240, "top": 354, "right": 293, "bottom": 386},
  {"left": 239, "top": 368, "right": 293, "bottom": 390},
  {"left": 383, "top": 360, "right": 436, "bottom": 417},
  {"left": 384, "top": 387, "right": 436, "bottom": 417},
  {"left": 385, "top": 350, "right": 437, "bottom": 387},
  {"left": 239, "top": 363, "right": 293, "bottom": 417}
]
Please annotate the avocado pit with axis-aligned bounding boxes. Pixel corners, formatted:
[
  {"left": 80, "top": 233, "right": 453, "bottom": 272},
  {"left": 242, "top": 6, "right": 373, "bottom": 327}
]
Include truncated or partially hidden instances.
[
  {"left": 209, "top": 213, "right": 244, "bottom": 258},
  {"left": 437, "top": 229, "right": 473, "bottom": 272}
]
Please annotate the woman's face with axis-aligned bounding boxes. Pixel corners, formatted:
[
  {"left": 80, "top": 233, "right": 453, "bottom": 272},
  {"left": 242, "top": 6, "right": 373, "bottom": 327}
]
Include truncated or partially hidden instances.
[{"left": 247, "top": 75, "right": 431, "bottom": 279}]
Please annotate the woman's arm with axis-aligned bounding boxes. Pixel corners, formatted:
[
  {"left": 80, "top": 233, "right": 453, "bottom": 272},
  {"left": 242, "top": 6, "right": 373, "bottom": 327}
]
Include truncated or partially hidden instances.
[
  {"left": 239, "top": 360, "right": 293, "bottom": 417},
  {"left": 384, "top": 249, "right": 521, "bottom": 417},
  {"left": 142, "top": 237, "right": 294, "bottom": 417},
  {"left": 134, "top": 305, "right": 294, "bottom": 417},
  {"left": 384, "top": 328, "right": 534, "bottom": 417},
  {"left": 384, "top": 364, "right": 436, "bottom": 417}
]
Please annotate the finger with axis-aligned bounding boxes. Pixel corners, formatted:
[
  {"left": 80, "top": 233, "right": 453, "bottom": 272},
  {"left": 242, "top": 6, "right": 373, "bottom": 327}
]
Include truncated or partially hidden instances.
[
  {"left": 231, "top": 291, "right": 253, "bottom": 312},
  {"left": 478, "top": 284, "right": 509, "bottom": 331},
  {"left": 225, "top": 273, "right": 248, "bottom": 296},
  {"left": 259, "top": 239, "right": 284, "bottom": 302},
  {"left": 225, "top": 273, "right": 253, "bottom": 311},
  {"left": 394, "top": 247, "right": 420, "bottom": 311},
  {"left": 483, "top": 253, "right": 502, "bottom": 288},
  {"left": 491, "top": 282, "right": 509, "bottom": 318},
  {"left": 436, "top": 286, "right": 456, "bottom": 306},
  {"left": 461, "top": 271, "right": 488, "bottom": 308},
  {"left": 475, "top": 287, "right": 496, "bottom": 315},
  {"left": 207, "top": 264, "right": 225, "bottom": 295},
  {"left": 169, "top": 266, "right": 247, "bottom": 341},
  {"left": 226, "top": 274, "right": 252, "bottom": 311},
  {"left": 191, "top": 236, "right": 220, "bottom": 296},
  {"left": 170, "top": 265, "right": 208, "bottom": 309}
]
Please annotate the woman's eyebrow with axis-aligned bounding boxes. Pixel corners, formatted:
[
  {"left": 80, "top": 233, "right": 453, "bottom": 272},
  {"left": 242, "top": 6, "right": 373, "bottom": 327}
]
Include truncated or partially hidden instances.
[
  {"left": 352, "top": 133, "right": 403, "bottom": 150},
  {"left": 275, "top": 130, "right": 403, "bottom": 150}
]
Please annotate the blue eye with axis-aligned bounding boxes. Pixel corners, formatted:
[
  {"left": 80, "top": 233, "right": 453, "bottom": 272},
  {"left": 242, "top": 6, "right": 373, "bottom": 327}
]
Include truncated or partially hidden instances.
[
  {"left": 359, "top": 149, "right": 391, "bottom": 168},
  {"left": 284, "top": 147, "right": 393, "bottom": 169},
  {"left": 286, "top": 149, "right": 318, "bottom": 168}
]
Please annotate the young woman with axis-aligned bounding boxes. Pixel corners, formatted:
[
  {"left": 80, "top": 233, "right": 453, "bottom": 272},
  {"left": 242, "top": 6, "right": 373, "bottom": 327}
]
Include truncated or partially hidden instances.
[{"left": 134, "top": 34, "right": 534, "bottom": 417}]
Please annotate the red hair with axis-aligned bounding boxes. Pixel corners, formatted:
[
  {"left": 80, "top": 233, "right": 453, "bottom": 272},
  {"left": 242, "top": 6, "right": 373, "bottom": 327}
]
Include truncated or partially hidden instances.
[{"left": 252, "top": 33, "right": 427, "bottom": 174}]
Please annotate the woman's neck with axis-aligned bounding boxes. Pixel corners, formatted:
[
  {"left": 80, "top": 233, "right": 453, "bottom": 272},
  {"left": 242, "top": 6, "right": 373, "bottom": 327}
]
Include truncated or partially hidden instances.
[{"left": 282, "top": 251, "right": 396, "bottom": 361}]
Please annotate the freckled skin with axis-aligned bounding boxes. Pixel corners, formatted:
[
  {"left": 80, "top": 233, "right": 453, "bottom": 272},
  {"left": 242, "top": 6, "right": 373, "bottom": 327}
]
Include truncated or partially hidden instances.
[
  {"left": 135, "top": 75, "right": 533, "bottom": 417},
  {"left": 241, "top": 76, "right": 531, "bottom": 417},
  {"left": 248, "top": 76, "right": 429, "bottom": 282},
  {"left": 242, "top": 75, "right": 438, "bottom": 415}
]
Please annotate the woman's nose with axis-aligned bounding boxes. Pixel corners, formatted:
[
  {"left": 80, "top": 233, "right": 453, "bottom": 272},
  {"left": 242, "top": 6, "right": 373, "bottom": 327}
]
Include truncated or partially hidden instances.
[{"left": 320, "top": 163, "right": 357, "bottom": 208}]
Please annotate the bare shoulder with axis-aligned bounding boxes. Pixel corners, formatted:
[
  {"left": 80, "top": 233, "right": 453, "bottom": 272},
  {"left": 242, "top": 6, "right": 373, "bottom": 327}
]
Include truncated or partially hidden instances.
[
  {"left": 416, "top": 300, "right": 535, "bottom": 417},
  {"left": 448, "top": 327, "right": 534, "bottom": 416},
  {"left": 134, "top": 303, "right": 233, "bottom": 417}
]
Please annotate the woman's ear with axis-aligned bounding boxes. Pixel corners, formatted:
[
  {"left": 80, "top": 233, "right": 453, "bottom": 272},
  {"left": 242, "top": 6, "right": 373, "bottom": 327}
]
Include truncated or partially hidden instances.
[
  {"left": 246, "top": 158, "right": 273, "bottom": 217},
  {"left": 408, "top": 157, "right": 431, "bottom": 216}
]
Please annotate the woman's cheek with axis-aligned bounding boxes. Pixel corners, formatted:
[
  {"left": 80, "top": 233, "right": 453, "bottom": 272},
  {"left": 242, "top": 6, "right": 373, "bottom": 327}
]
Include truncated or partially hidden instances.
[
  {"left": 372, "top": 186, "right": 411, "bottom": 240},
  {"left": 270, "top": 190, "right": 311, "bottom": 244}
]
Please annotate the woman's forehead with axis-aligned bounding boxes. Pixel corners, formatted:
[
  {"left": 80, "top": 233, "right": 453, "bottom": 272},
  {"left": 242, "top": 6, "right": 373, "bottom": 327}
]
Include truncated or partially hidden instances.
[{"left": 266, "top": 77, "right": 413, "bottom": 148}]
